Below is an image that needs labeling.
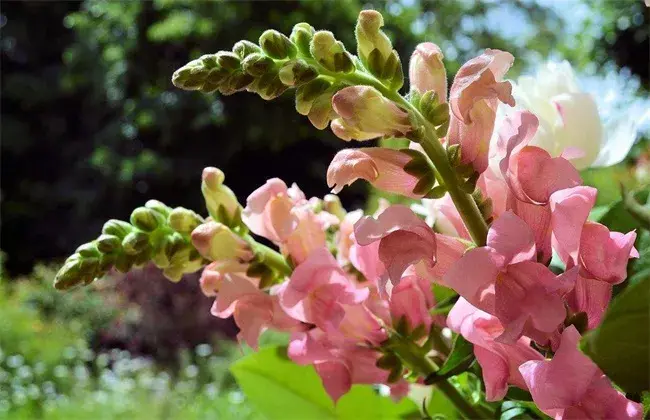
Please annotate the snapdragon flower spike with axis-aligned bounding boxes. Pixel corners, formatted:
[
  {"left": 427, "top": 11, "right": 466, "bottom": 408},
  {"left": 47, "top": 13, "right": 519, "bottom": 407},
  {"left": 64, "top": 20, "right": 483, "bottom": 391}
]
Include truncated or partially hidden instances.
[
  {"left": 54, "top": 200, "right": 205, "bottom": 289},
  {"left": 444, "top": 212, "right": 576, "bottom": 344},
  {"left": 354, "top": 204, "right": 436, "bottom": 286},
  {"left": 447, "top": 298, "right": 544, "bottom": 401},
  {"left": 519, "top": 326, "right": 642, "bottom": 419},
  {"left": 330, "top": 86, "right": 412, "bottom": 141},
  {"left": 326, "top": 147, "right": 430, "bottom": 198},
  {"left": 447, "top": 49, "right": 516, "bottom": 174}
]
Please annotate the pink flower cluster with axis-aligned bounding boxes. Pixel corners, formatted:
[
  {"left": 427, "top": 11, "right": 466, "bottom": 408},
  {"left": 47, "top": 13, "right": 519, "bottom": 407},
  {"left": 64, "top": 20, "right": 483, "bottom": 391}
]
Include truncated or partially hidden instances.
[{"left": 194, "top": 44, "right": 641, "bottom": 418}]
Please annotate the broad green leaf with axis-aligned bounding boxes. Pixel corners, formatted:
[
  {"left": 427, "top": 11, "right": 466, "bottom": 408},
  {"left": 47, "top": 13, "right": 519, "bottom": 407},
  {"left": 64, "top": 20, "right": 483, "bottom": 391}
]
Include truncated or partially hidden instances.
[
  {"left": 580, "top": 275, "right": 650, "bottom": 393},
  {"left": 425, "top": 335, "right": 474, "bottom": 384},
  {"left": 580, "top": 165, "right": 636, "bottom": 206},
  {"left": 597, "top": 190, "right": 648, "bottom": 233},
  {"left": 231, "top": 346, "right": 419, "bottom": 419}
]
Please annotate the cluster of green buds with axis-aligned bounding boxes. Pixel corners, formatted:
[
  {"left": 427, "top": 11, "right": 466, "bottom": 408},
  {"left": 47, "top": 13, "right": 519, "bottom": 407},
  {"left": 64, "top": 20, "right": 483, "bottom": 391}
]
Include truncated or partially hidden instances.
[
  {"left": 54, "top": 200, "right": 206, "bottom": 290},
  {"left": 172, "top": 10, "right": 406, "bottom": 132}
]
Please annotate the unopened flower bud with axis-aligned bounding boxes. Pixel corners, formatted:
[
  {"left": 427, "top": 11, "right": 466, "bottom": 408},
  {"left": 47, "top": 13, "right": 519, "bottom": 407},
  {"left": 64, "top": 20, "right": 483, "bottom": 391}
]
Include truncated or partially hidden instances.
[
  {"left": 279, "top": 60, "right": 318, "bottom": 86},
  {"left": 75, "top": 243, "right": 100, "bottom": 258},
  {"left": 308, "top": 92, "right": 336, "bottom": 130},
  {"left": 163, "top": 231, "right": 187, "bottom": 261},
  {"left": 122, "top": 231, "right": 150, "bottom": 255},
  {"left": 114, "top": 252, "right": 136, "bottom": 274},
  {"left": 130, "top": 207, "right": 164, "bottom": 232},
  {"left": 96, "top": 234, "right": 122, "bottom": 254},
  {"left": 168, "top": 207, "right": 203, "bottom": 234},
  {"left": 355, "top": 10, "right": 393, "bottom": 62},
  {"left": 331, "top": 86, "right": 411, "bottom": 140},
  {"left": 323, "top": 194, "right": 346, "bottom": 220},
  {"left": 259, "top": 30, "right": 296, "bottom": 60},
  {"left": 145, "top": 200, "right": 171, "bottom": 217},
  {"left": 102, "top": 219, "right": 133, "bottom": 238},
  {"left": 54, "top": 259, "right": 85, "bottom": 290},
  {"left": 200, "top": 54, "right": 219, "bottom": 69},
  {"left": 191, "top": 221, "right": 253, "bottom": 263},
  {"left": 295, "top": 78, "right": 332, "bottom": 115},
  {"left": 216, "top": 51, "right": 241, "bottom": 71},
  {"left": 232, "top": 40, "right": 262, "bottom": 59},
  {"left": 242, "top": 53, "right": 275, "bottom": 77},
  {"left": 290, "top": 22, "right": 315, "bottom": 57},
  {"left": 172, "top": 59, "right": 210, "bottom": 90},
  {"left": 310, "top": 31, "right": 354, "bottom": 73},
  {"left": 409, "top": 42, "right": 447, "bottom": 101},
  {"left": 201, "top": 167, "right": 240, "bottom": 222}
]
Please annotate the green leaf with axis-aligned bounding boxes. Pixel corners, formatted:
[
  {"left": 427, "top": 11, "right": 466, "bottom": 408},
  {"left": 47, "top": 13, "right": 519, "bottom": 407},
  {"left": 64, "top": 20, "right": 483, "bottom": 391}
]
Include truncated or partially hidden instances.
[
  {"left": 596, "top": 189, "right": 648, "bottom": 233},
  {"left": 425, "top": 335, "right": 474, "bottom": 385},
  {"left": 426, "top": 386, "right": 460, "bottom": 419},
  {"left": 231, "top": 346, "right": 419, "bottom": 419},
  {"left": 580, "top": 275, "right": 650, "bottom": 394}
]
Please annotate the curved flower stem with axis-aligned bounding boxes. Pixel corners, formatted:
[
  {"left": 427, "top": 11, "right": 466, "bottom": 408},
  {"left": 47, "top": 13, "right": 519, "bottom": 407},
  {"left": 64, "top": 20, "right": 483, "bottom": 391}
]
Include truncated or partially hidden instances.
[
  {"left": 245, "top": 234, "right": 293, "bottom": 276},
  {"left": 390, "top": 334, "right": 489, "bottom": 419},
  {"left": 300, "top": 60, "right": 489, "bottom": 246}
]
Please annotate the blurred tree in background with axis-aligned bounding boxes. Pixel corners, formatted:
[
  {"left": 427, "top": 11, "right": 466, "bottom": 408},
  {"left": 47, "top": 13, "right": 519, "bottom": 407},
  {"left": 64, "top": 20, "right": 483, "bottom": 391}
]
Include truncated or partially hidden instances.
[{"left": 5, "top": 0, "right": 647, "bottom": 276}]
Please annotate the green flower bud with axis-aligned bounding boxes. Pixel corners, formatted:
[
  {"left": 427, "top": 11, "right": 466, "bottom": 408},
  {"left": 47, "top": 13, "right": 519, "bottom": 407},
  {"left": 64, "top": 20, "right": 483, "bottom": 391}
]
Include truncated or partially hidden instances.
[
  {"left": 191, "top": 221, "right": 253, "bottom": 262},
  {"left": 145, "top": 200, "right": 171, "bottom": 217},
  {"left": 232, "top": 40, "right": 262, "bottom": 59},
  {"left": 130, "top": 207, "right": 164, "bottom": 232},
  {"left": 54, "top": 259, "right": 85, "bottom": 290},
  {"left": 133, "top": 247, "right": 153, "bottom": 268},
  {"left": 259, "top": 30, "right": 296, "bottom": 60},
  {"left": 278, "top": 60, "right": 318, "bottom": 87},
  {"left": 168, "top": 207, "right": 203, "bottom": 234},
  {"left": 201, "top": 167, "right": 240, "bottom": 222},
  {"left": 295, "top": 78, "right": 332, "bottom": 115},
  {"left": 97, "top": 234, "right": 122, "bottom": 254},
  {"left": 251, "top": 72, "right": 287, "bottom": 101},
  {"left": 122, "top": 231, "right": 150, "bottom": 255},
  {"left": 199, "top": 54, "right": 219, "bottom": 69},
  {"left": 102, "top": 219, "right": 133, "bottom": 238},
  {"left": 164, "top": 231, "right": 187, "bottom": 261},
  {"left": 323, "top": 194, "right": 346, "bottom": 220},
  {"left": 99, "top": 253, "right": 117, "bottom": 272},
  {"left": 114, "top": 252, "right": 136, "bottom": 274},
  {"left": 205, "top": 67, "right": 230, "bottom": 85},
  {"left": 216, "top": 51, "right": 241, "bottom": 71},
  {"left": 307, "top": 91, "right": 335, "bottom": 130},
  {"left": 219, "top": 71, "right": 255, "bottom": 95},
  {"left": 310, "top": 31, "right": 354, "bottom": 73},
  {"left": 241, "top": 53, "right": 275, "bottom": 77},
  {"left": 355, "top": 10, "right": 393, "bottom": 62},
  {"left": 75, "top": 243, "right": 100, "bottom": 258},
  {"left": 290, "top": 23, "right": 315, "bottom": 57}
]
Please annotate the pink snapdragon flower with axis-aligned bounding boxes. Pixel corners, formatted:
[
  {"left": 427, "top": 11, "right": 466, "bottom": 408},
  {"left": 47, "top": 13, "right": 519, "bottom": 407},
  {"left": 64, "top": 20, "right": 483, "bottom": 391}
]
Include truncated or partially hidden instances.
[
  {"left": 520, "top": 326, "right": 642, "bottom": 419},
  {"left": 277, "top": 247, "right": 369, "bottom": 332},
  {"left": 578, "top": 221, "right": 638, "bottom": 284},
  {"left": 409, "top": 42, "right": 447, "bottom": 100},
  {"left": 242, "top": 178, "right": 330, "bottom": 264},
  {"left": 447, "top": 49, "right": 516, "bottom": 173},
  {"left": 288, "top": 329, "right": 407, "bottom": 402},
  {"left": 444, "top": 212, "right": 576, "bottom": 344},
  {"left": 211, "top": 273, "right": 303, "bottom": 349},
  {"left": 327, "top": 147, "right": 424, "bottom": 198},
  {"left": 448, "top": 298, "right": 544, "bottom": 401},
  {"left": 199, "top": 260, "right": 250, "bottom": 297},
  {"left": 354, "top": 205, "right": 436, "bottom": 286},
  {"left": 390, "top": 274, "right": 435, "bottom": 331}
]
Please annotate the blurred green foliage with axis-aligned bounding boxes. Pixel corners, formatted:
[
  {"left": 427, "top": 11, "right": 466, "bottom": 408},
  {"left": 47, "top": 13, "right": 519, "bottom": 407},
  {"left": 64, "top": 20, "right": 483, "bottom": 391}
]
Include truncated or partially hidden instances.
[{"left": 0, "top": 266, "right": 260, "bottom": 419}]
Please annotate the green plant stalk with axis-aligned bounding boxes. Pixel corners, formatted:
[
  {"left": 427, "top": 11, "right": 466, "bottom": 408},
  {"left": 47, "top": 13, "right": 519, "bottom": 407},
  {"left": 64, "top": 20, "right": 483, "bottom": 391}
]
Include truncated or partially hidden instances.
[
  {"left": 390, "top": 334, "right": 488, "bottom": 419},
  {"left": 295, "top": 55, "right": 489, "bottom": 246},
  {"left": 249, "top": 238, "right": 293, "bottom": 276}
]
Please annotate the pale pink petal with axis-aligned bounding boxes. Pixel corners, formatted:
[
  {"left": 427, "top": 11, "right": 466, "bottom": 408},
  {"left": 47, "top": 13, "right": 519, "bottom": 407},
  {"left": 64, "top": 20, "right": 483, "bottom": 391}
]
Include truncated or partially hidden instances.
[
  {"left": 549, "top": 186, "right": 597, "bottom": 266},
  {"left": 497, "top": 110, "right": 540, "bottom": 190},
  {"left": 566, "top": 275, "right": 613, "bottom": 330},
  {"left": 495, "top": 261, "right": 571, "bottom": 344},
  {"left": 425, "top": 234, "right": 468, "bottom": 283},
  {"left": 507, "top": 195, "right": 553, "bottom": 264},
  {"left": 213, "top": 273, "right": 261, "bottom": 318},
  {"left": 449, "top": 49, "right": 515, "bottom": 123},
  {"left": 390, "top": 275, "right": 433, "bottom": 330},
  {"left": 475, "top": 346, "right": 510, "bottom": 401},
  {"left": 477, "top": 166, "right": 509, "bottom": 218},
  {"left": 409, "top": 42, "right": 447, "bottom": 101},
  {"left": 283, "top": 207, "right": 327, "bottom": 265},
  {"left": 234, "top": 297, "right": 272, "bottom": 349},
  {"left": 243, "top": 178, "right": 289, "bottom": 241},
  {"left": 335, "top": 304, "right": 386, "bottom": 345},
  {"left": 444, "top": 247, "right": 502, "bottom": 313},
  {"left": 326, "top": 148, "right": 422, "bottom": 197},
  {"left": 287, "top": 331, "right": 333, "bottom": 365},
  {"left": 354, "top": 205, "right": 436, "bottom": 285},
  {"left": 487, "top": 211, "right": 536, "bottom": 265},
  {"left": 429, "top": 194, "right": 471, "bottom": 240},
  {"left": 447, "top": 100, "right": 497, "bottom": 174},
  {"left": 508, "top": 146, "right": 582, "bottom": 204},
  {"left": 266, "top": 195, "right": 298, "bottom": 242},
  {"left": 519, "top": 326, "right": 601, "bottom": 417},
  {"left": 560, "top": 147, "right": 586, "bottom": 161},
  {"left": 579, "top": 222, "right": 637, "bottom": 284},
  {"left": 315, "top": 361, "right": 352, "bottom": 403},
  {"left": 349, "top": 240, "right": 386, "bottom": 285}
]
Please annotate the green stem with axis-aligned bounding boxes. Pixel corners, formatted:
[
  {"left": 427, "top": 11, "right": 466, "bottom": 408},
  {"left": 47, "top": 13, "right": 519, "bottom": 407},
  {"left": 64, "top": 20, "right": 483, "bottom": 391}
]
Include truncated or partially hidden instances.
[
  {"left": 390, "top": 334, "right": 488, "bottom": 419},
  {"left": 244, "top": 234, "right": 293, "bottom": 276},
  {"left": 315, "top": 66, "right": 489, "bottom": 246}
]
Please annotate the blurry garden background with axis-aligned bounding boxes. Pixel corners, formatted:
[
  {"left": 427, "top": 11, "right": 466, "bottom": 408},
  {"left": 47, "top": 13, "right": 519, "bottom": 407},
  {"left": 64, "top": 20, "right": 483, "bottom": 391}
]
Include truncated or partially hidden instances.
[{"left": 1, "top": 0, "right": 648, "bottom": 418}]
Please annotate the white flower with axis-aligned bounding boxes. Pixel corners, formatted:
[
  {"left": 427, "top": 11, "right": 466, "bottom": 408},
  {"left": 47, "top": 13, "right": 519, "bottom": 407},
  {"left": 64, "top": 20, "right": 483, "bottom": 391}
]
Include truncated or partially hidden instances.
[{"left": 493, "top": 61, "right": 647, "bottom": 170}]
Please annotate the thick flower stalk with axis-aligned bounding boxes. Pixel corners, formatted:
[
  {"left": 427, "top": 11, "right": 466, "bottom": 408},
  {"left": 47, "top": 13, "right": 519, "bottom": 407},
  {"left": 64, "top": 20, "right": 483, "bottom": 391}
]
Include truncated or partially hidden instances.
[{"left": 54, "top": 9, "right": 645, "bottom": 420}]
